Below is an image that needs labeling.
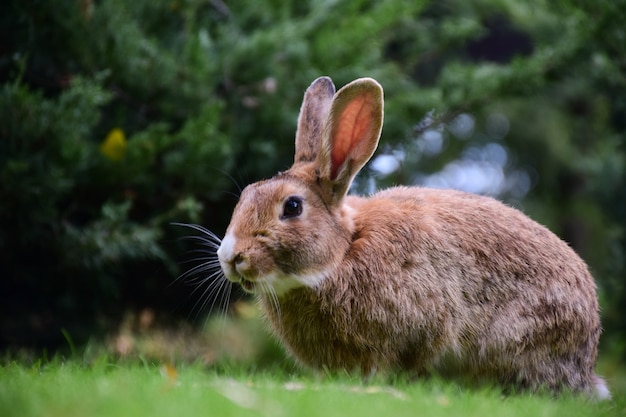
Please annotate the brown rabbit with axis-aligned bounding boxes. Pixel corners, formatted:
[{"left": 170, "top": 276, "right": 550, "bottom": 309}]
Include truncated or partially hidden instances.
[{"left": 216, "top": 76, "right": 610, "bottom": 398}]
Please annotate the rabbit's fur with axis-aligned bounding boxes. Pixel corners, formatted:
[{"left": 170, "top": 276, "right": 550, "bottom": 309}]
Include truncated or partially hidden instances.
[{"left": 217, "top": 77, "right": 609, "bottom": 398}]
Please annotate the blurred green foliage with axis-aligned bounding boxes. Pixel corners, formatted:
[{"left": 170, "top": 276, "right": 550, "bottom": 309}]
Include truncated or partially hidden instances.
[{"left": 0, "top": 0, "right": 624, "bottom": 356}]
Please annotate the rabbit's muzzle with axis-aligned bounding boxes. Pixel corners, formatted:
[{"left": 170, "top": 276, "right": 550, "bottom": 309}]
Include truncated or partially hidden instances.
[{"left": 217, "top": 233, "right": 268, "bottom": 294}]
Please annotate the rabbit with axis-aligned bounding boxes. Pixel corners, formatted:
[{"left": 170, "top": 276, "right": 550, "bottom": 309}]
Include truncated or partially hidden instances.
[{"left": 215, "top": 76, "right": 610, "bottom": 399}]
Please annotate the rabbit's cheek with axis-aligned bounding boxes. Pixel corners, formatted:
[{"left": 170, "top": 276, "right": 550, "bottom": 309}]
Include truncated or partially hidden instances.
[{"left": 272, "top": 246, "right": 304, "bottom": 275}]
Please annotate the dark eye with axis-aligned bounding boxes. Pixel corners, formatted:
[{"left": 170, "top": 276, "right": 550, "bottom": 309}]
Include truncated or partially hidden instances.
[{"left": 281, "top": 196, "right": 303, "bottom": 219}]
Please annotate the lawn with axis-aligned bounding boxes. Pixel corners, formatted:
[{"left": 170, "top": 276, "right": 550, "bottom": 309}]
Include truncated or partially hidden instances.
[
  {"left": 2, "top": 308, "right": 625, "bottom": 417},
  {"left": 1, "top": 357, "right": 624, "bottom": 417}
]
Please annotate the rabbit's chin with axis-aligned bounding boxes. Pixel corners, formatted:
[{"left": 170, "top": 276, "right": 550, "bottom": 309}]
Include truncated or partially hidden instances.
[{"left": 232, "top": 270, "right": 328, "bottom": 297}]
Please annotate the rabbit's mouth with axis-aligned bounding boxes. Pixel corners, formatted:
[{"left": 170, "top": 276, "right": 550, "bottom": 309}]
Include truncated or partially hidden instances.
[
  {"left": 237, "top": 274, "right": 292, "bottom": 295},
  {"left": 239, "top": 277, "right": 256, "bottom": 293}
]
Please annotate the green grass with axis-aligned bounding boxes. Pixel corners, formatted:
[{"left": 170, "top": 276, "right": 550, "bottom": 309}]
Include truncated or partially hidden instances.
[{"left": 1, "top": 358, "right": 625, "bottom": 417}]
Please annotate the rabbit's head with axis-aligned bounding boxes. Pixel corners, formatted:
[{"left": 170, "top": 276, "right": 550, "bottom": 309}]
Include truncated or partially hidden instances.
[{"left": 217, "top": 77, "right": 383, "bottom": 295}]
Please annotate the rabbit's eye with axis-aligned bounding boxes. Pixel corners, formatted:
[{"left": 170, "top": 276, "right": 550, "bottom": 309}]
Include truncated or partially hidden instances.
[{"left": 282, "top": 197, "right": 303, "bottom": 219}]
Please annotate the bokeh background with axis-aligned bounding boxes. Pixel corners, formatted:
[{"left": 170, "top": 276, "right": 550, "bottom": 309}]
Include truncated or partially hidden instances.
[{"left": 1, "top": 0, "right": 624, "bottom": 363}]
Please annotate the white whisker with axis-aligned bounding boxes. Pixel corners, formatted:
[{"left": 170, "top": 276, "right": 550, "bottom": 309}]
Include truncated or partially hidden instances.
[
  {"left": 193, "top": 276, "right": 230, "bottom": 320},
  {"left": 172, "top": 222, "right": 234, "bottom": 320},
  {"left": 178, "top": 259, "right": 221, "bottom": 277},
  {"left": 172, "top": 223, "right": 223, "bottom": 244},
  {"left": 178, "top": 236, "right": 221, "bottom": 250},
  {"left": 187, "top": 270, "right": 224, "bottom": 297},
  {"left": 261, "top": 281, "right": 282, "bottom": 330}
]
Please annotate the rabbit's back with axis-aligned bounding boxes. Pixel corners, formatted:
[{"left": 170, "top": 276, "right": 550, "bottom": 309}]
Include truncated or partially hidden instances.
[{"left": 266, "top": 186, "right": 601, "bottom": 393}]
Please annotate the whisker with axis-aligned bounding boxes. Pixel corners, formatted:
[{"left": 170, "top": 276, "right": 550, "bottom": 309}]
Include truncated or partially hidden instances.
[
  {"left": 178, "top": 255, "right": 221, "bottom": 266},
  {"left": 177, "top": 236, "right": 221, "bottom": 250},
  {"left": 271, "top": 288, "right": 282, "bottom": 328},
  {"left": 260, "top": 281, "right": 282, "bottom": 329},
  {"left": 191, "top": 274, "right": 220, "bottom": 298},
  {"left": 172, "top": 223, "right": 223, "bottom": 244},
  {"left": 173, "top": 259, "right": 221, "bottom": 286},
  {"left": 193, "top": 278, "right": 224, "bottom": 319},
  {"left": 221, "top": 281, "right": 233, "bottom": 345},
  {"left": 171, "top": 222, "right": 234, "bottom": 321},
  {"left": 184, "top": 267, "right": 223, "bottom": 288},
  {"left": 179, "top": 257, "right": 221, "bottom": 270},
  {"left": 189, "top": 271, "right": 232, "bottom": 320},
  {"left": 214, "top": 167, "right": 244, "bottom": 197}
]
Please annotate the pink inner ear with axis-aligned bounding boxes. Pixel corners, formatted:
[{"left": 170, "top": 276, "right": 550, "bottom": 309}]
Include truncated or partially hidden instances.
[{"left": 330, "top": 96, "right": 373, "bottom": 179}]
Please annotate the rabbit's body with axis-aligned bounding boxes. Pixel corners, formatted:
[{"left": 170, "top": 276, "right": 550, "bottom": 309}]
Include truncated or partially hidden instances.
[
  {"left": 262, "top": 187, "right": 600, "bottom": 394},
  {"left": 216, "top": 77, "right": 609, "bottom": 398}
]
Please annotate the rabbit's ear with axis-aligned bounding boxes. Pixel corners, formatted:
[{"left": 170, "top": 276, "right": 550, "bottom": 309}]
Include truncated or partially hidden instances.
[
  {"left": 319, "top": 78, "right": 383, "bottom": 203},
  {"left": 294, "top": 77, "right": 336, "bottom": 164}
]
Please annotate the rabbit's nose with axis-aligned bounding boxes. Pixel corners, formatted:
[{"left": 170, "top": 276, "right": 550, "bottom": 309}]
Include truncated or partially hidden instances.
[{"left": 233, "top": 253, "right": 253, "bottom": 275}]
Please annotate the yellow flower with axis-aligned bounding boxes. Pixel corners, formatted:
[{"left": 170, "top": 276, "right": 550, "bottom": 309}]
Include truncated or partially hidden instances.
[{"left": 100, "top": 128, "right": 127, "bottom": 161}]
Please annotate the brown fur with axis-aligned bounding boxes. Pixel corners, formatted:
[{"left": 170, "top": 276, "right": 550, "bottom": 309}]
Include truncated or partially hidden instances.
[{"left": 217, "top": 77, "right": 608, "bottom": 398}]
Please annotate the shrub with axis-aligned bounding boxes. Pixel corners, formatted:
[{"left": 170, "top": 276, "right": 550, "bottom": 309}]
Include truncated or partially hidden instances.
[{"left": 1, "top": 0, "right": 624, "bottom": 356}]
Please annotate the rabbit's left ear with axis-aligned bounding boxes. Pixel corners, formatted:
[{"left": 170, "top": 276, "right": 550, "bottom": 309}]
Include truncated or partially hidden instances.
[
  {"left": 294, "top": 77, "right": 336, "bottom": 164},
  {"left": 318, "top": 78, "right": 384, "bottom": 203}
]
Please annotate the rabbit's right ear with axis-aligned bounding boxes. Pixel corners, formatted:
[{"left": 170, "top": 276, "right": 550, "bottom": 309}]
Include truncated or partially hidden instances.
[
  {"left": 294, "top": 77, "right": 336, "bottom": 164},
  {"left": 317, "top": 78, "right": 383, "bottom": 205}
]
